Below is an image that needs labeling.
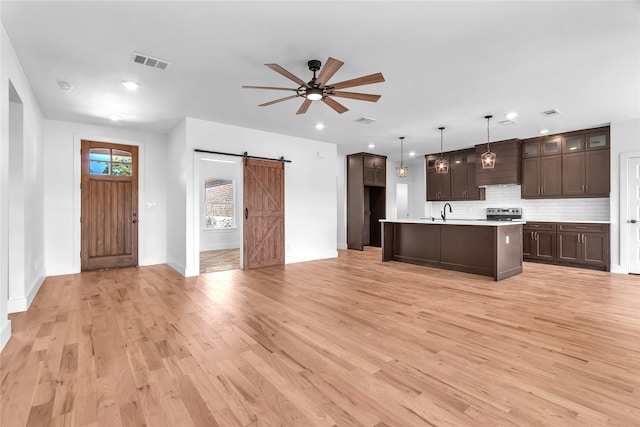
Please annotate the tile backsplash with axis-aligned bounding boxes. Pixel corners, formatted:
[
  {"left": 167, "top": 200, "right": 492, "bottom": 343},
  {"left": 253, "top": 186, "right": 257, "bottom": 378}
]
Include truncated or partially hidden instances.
[{"left": 425, "top": 185, "right": 610, "bottom": 222}]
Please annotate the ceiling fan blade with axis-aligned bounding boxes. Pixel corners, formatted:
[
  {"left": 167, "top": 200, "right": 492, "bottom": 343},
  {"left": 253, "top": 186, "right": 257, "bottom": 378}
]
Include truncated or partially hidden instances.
[
  {"left": 315, "top": 57, "right": 344, "bottom": 88},
  {"left": 258, "top": 95, "right": 298, "bottom": 107},
  {"left": 265, "top": 63, "right": 309, "bottom": 87},
  {"left": 322, "top": 97, "right": 349, "bottom": 114},
  {"left": 243, "top": 85, "right": 297, "bottom": 91},
  {"left": 296, "top": 99, "right": 312, "bottom": 115},
  {"left": 330, "top": 72, "right": 385, "bottom": 90},
  {"left": 331, "top": 91, "right": 381, "bottom": 102}
]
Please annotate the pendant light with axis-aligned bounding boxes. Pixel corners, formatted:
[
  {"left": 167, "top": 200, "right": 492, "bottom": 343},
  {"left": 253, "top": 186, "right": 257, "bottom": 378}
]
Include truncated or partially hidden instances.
[
  {"left": 396, "top": 136, "right": 409, "bottom": 178},
  {"left": 481, "top": 115, "right": 496, "bottom": 169},
  {"left": 434, "top": 127, "right": 449, "bottom": 174}
]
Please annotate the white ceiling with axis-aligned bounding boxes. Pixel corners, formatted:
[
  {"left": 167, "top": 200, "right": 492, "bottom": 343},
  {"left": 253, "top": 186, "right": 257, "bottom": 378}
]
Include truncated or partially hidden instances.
[{"left": 1, "top": 1, "right": 638, "bottom": 162}]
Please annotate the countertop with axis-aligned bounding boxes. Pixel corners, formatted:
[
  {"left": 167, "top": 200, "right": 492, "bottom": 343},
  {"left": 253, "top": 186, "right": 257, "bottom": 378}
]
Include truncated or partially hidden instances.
[{"left": 380, "top": 219, "right": 526, "bottom": 227}]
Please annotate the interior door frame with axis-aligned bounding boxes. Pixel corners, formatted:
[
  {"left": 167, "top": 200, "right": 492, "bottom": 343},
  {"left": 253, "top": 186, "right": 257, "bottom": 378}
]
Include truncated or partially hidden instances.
[
  {"left": 71, "top": 134, "right": 145, "bottom": 274},
  {"left": 620, "top": 151, "right": 640, "bottom": 274},
  {"left": 192, "top": 152, "right": 244, "bottom": 275}
]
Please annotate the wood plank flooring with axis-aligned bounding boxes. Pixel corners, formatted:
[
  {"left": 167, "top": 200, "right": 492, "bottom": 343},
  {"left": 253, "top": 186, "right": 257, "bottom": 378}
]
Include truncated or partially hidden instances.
[
  {"left": 1, "top": 248, "right": 639, "bottom": 426},
  {"left": 200, "top": 249, "right": 241, "bottom": 273}
]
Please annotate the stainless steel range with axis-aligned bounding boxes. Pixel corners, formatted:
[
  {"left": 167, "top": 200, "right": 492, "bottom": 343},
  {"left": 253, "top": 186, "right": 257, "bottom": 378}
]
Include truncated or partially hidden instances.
[{"left": 486, "top": 208, "right": 523, "bottom": 221}]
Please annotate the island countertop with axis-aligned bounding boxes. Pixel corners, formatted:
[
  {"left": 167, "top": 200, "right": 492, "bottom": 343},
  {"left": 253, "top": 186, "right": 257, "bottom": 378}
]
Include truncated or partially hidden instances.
[{"left": 380, "top": 218, "right": 526, "bottom": 227}]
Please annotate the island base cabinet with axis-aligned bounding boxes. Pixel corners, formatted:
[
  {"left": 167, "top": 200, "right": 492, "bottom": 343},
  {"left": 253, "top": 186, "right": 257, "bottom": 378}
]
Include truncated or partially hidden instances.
[{"left": 382, "top": 222, "right": 523, "bottom": 281}]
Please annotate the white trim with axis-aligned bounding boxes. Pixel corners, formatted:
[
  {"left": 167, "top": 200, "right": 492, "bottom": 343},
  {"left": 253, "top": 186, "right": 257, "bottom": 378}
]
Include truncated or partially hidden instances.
[
  {"left": 286, "top": 250, "right": 338, "bottom": 264},
  {"left": 617, "top": 151, "right": 640, "bottom": 274},
  {"left": 167, "top": 261, "right": 186, "bottom": 276},
  {"left": 138, "top": 257, "right": 166, "bottom": 267},
  {"left": 337, "top": 243, "right": 348, "bottom": 250},
  {"left": 0, "top": 320, "right": 11, "bottom": 352},
  {"left": 72, "top": 134, "right": 145, "bottom": 273},
  {"left": 8, "top": 274, "right": 45, "bottom": 313}
]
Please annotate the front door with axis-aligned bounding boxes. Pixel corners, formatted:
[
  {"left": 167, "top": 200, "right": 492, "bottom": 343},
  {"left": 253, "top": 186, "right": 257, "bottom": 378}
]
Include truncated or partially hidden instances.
[
  {"left": 628, "top": 156, "right": 640, "bottom": 274},
  {"left": 243, "top": 158, "right": 284, "bottom": 269},
  {"left": 81, "top": 140, "right": 138, "bottom": 271}
]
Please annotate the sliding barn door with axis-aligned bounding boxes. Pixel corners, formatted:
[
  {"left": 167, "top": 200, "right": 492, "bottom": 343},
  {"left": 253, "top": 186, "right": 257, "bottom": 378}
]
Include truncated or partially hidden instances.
[
  {"left": 81, "top": 140, "right": 138, "bottom": 271},
  {"left": 243, "top": 158, "right": 284, "bottom": 269}
]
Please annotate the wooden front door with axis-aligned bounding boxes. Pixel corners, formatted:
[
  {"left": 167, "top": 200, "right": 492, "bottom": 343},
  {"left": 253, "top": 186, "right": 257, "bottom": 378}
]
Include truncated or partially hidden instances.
[
  {"left": 243, "top": 158, "right": 284, "bottom": 269},
  {"left": 81, "top": 140, "right": 138, "bottom": 271}
]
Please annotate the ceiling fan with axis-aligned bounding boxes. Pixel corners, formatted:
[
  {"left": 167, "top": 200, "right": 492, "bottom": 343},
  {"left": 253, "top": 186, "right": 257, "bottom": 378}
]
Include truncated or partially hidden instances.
[{"left": 242, "top": 57, "right": 385, "bottom": 115}]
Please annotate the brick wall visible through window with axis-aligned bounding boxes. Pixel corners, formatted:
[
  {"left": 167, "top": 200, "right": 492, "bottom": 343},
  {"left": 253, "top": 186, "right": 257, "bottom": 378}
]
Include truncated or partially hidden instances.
[{"left": 204, "top": 179, "right": 235, "bottom": 229}]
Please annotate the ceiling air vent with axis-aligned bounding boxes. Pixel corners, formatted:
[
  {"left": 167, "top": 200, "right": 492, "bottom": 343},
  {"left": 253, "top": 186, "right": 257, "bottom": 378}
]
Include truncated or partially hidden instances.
[
  {"left": 498, "top": 119, "right": 517, "bottom": 126},
  {"left": 132, "top": 52, "right": 171, "bottom": 70},
  {"left": 541, "top": 109, "right": 561, "bottom": 116},
  {"left": 354, "top": 116, "right": 377, "bottom": 124}
]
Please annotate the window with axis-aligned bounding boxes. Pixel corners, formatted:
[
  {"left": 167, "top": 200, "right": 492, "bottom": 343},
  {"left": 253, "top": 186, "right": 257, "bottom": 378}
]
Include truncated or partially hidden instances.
[
  {"left": 89, "top": 148, "right": 132, "bottom": 176},
  {"left": 204, "top": 178, "right": 235, "bottom": 230}
]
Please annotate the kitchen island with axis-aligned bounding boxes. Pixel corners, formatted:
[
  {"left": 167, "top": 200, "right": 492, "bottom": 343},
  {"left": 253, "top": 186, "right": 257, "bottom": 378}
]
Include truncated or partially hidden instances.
[{"left": 381, "top": 219, "right": 524, "bottom": 281}]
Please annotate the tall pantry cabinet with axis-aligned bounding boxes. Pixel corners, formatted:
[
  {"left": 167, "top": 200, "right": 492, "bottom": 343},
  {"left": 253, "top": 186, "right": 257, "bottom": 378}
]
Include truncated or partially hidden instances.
[{"left": 347, "top": 153, "right": 387, "bottom": 250}]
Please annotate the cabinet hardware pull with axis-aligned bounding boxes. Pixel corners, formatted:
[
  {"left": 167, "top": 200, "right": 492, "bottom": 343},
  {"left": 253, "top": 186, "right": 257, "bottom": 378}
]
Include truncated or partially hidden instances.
[
  {"left": 541, "top": 187, "right": 544, "bottom": 195},
  {"left": 585, "top": 184, "right": 589, "bottom": 192},
  {"left": 535, "top": 232, "right": 539, "bottom": 239},
  {"left": 582, "top": 184, "right": 585, "bottom": 192}
]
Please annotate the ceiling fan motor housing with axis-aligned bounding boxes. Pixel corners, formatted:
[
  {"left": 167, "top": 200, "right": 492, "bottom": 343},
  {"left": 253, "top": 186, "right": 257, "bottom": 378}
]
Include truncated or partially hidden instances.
[{"left": 307, "top": 59, "right": 322, "bottom": 72}]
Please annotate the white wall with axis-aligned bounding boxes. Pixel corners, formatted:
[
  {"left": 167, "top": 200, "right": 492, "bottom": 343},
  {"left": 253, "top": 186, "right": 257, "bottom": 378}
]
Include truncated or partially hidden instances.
[
  {"left": 336, "top": 154, "right": 347, "bottom": 250},
  {"left": 43, "top": 119, "right": 168, "bottom": 275},
  {"left": 199, "top": 155, "right": 242, "bottom": 251},
  {"left": 183, "top": 118, "right": 337, "bottom": 276},
  {"left": 610, "top": 118, "right": 640, "bottom": 274},
  {"left": 1, "top": 21, "right": 45, "bottom": 348},
  {"left": 166, "top": 119, "right": 187, "bottom": 274}
]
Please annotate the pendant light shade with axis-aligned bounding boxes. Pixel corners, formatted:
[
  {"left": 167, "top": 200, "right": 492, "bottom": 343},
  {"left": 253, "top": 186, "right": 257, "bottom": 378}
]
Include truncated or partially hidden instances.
[
  {"left": 396, "top": 136, "right": 409, "bottom": 177},
  {"left": 481, "top": 115, "right": 496, "bottom": 169},
  {"left": 435, "top": 127, "right": 449, "bottom": 174}
]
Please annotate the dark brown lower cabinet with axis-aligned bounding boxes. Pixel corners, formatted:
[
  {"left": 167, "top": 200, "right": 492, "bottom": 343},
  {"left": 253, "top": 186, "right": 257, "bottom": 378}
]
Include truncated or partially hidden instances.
[
  {"left": 523, "top": 222, "right": 609, "bottom": 271},
  {"left": 523, "top": 223, "right": 556, "bottom": 262}
]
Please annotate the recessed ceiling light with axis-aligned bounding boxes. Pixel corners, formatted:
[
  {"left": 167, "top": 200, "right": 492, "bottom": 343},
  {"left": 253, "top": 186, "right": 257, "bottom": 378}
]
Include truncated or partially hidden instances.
[
  {"left": 505, "top": 112, "right": 518, "bottom": 120},
  {"left": 539, "top": 129, "right": 550, "bottom": 134},
  {"left": 368, "top": 143, "right": 375, "bottom": 149},
  {"left": 107, "top": 114, "right": 122, "bottom": 121},
  {"left": 409, "top": 151, "right": 416, "bottom": 157},
  {"left": 121, "top": 80, "right": 139, "bottom": 90},
  {"left": 314, "top": 123, "right": 325, "bottom": 130},
  {"left": 58, "top": 81, "right": 73, "bottom": 91}
]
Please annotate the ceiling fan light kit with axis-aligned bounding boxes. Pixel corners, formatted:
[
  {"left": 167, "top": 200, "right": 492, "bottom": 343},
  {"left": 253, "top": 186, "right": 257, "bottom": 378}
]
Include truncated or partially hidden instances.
[{"left": 243, "top": 57, "right": 384, "bottom": 115}]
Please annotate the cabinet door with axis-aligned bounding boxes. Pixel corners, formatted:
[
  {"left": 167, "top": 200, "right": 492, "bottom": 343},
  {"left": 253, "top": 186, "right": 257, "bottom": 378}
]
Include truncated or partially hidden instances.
[
  {"left": 363, "top": 168, "right": 376, "bottom": 186},
  {"left": 541, "top": 137, "right": 561, "bottom": 156},
  {"left": 540, "top": 155, "right": 562, "bottom": 197},
  {"left": 585, "top": 132, "right": 609, "bottom": 150},
  {"left": 585, "top": 150, "right": 609, "bottom": 196},
  {"left": 426, "top": 170, "right": 439, "bottom": 200},
  {"left": 535, "top": 230, "right": 556, "bottom": 260},
  {"left": 563, "top": 135, "right": 585, "bottom": 153},
  {"left": 465, "top": 164, "right": 482, "bottom": 200},
  {"left": 521, "top": 140, "right": 540, "bottom": 157},
  {"left": 450, "top": 166, "right": 466, "bottom": 200},
  {"left": 562, "top": 152, "right": 585, "bottom": 196},
  {"left": 439, "top": 170, "right": 451, "bottom": 200},
  {"left": 523, "top": 230, "right": 535, "bottom": 258},
  {"left": 582, "top": 233, "right": 608, "bottom": 267},
  {"left": 557, "top": 232, "right": 580, "bottom": 262},
  {"left": 521, "top": 157, "right": 540, "bottom": 198}
]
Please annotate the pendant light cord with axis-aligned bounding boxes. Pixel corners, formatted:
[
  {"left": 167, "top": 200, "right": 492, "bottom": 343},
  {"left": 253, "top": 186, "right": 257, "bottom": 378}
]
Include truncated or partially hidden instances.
[
  {"left": 439, "top": 127, "right": 445, "bottom": 159},
  {"left": 399, "top": 136, "right": 405, "bottom": 166},
  {"left": 485, "top": 115, "right": 492, "bottom": 151}
]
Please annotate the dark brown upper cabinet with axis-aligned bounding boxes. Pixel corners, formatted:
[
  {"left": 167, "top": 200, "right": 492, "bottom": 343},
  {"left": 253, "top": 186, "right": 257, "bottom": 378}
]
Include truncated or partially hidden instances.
[
  {"left": 363, "top": 154, "right": 387, "bottom": 187},
  {"left": 561, "top": 127, "right": 610, "bottom": 197},
  {"left": 521, "top": 126, "right": 610, "bottom": 199},
  {"left": 475, "top": 139, "right": 521, "bottom": 187},
  {"left": 450, "top": 150, "right": 485, "bottom": 200},
  {"left": 426, "top": 154, "right": 451, "bottom": 200},
  {"left": 521, "top": 136, "right": 562, "bottom": 198}
]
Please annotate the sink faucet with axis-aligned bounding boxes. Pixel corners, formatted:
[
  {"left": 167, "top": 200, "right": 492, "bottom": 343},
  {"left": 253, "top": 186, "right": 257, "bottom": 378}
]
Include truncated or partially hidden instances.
[{"left": 441, "top": 203, "right": 452, "bottom": 221}]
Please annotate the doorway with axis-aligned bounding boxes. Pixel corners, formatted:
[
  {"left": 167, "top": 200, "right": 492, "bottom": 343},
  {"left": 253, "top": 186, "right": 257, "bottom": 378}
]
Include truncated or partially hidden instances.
[
  {"left": 626, "top": 155, "right": 640, "bottom": 274},
  {"left": 80, "top": 140, "right": 138, "bottom": 271}
]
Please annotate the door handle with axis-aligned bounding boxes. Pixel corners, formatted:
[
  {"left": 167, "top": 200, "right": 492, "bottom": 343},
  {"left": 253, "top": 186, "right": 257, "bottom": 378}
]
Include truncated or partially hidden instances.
[
  {"left": 630, "top": 219, "right": 638, "bottom": 224},
  {"left": 132, "top": 220, "right": 137, "bottom": 224},
  {"left": 245, "top": 208, "right": 248, "bottom": 220}
]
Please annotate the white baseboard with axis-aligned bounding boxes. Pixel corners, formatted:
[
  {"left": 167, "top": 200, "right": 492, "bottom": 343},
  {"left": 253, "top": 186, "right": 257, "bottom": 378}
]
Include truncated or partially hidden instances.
[
  {"left": 167, "top": 261, "right": 186, "bottom": 276},
  {"left": 46, "top": 265, "right": 78, "bottom": 276},
  {"left": 337, "top": 243, "right": 348, "bottom": 250},
  {"left": 139, "top": 257, "right": 167, "bottom": 267},
  {"left": 610, "top": 265, "right": 629, "bottom": 274},
  {"left": 200, "top": 243, "right": 240, "bottom": 251},
  {"left": 8, "top": 274, "right": 46, "bottom": 314},
  {"left": 184, "top": 267, "right": 199, "bottom": 277},
  {"left": 0, "top": 320, "right": 11, "bottom": 352},
  {"left": 285, "top": 250, "right": 338, "bottom": 265}
]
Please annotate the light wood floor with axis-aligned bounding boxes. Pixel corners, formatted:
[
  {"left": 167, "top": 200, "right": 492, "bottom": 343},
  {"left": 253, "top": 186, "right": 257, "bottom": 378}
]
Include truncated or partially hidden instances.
[
  {"left": 2, "top": 248, "right": 639, "bottom": 427},
  {"left": 200, "top": 249, "right": 241, "bottom": 273}
]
